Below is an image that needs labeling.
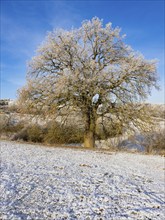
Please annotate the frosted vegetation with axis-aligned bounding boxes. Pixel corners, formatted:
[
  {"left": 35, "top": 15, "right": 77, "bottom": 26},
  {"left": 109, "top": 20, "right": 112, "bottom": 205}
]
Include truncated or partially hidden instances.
[
  {"left": 1, "top": 141, "right": 164, "bottom": 219},
  {"left": 18, "top": 17, "right": 159, "bottom": 148}
]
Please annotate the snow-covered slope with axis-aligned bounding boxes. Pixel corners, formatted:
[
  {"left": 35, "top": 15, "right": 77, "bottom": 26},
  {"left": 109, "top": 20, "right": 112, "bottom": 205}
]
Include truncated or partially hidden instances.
[{"left": 0, "top": 141, "right": 164, "bottom": 220}]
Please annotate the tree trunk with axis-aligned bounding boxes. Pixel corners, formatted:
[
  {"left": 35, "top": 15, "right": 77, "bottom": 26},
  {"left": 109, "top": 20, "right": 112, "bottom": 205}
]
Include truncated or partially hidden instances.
[
  {"left": 83, "top": 109, "right": 96, "bottom": 148},
  {"left": 84, "top": 130, "right": 95, "bottom": 148}
]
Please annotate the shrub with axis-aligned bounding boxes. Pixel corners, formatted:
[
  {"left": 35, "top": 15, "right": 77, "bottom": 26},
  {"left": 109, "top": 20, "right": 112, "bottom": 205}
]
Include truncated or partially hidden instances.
[
  {"left": 0, "top": 114, "right": 24, "bottom": 135},
  {"left": 96, "top": 121, "right": 123, "bottom": 140},
  {"left": 12, "top": 125, "right": 45, "bottom": 143},
  {"left": 27, "top": 125, "right": 44, "bottom": 142},
  {"left": 0, "top": 114, "right": 12, "bottom": 133},
  {"left": 12, "top": 122, "right": 84, "bottom": 144},
  {"left": 11, "top": 127, "right": 29, "bottom": 141},
  {"left": 7, "top": 104, "right": 19, "bottom": 113},
  {"left": 44, "top": 122, "right": 84, "bottom": 144},
  {"left": 143, "top": 129, "right": 165, "bottom": 154}
]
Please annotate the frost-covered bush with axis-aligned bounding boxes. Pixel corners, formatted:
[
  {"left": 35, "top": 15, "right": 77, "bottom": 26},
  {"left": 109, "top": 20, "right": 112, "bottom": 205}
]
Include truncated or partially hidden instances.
[
  {"left": 143, "top": 129, "right": 165, "bottom": 154},
  {"left": 12, "top": 125, "right": 45, "bottom": 143},
  {"left": 44, "top": 122, "right": 84, "bottom": 144},
  {"left": 0, "top": 114, "right": 24, "bottom": 136},
  {"left": 11, "top": 122, "right": 84, "bottom": 144},
  {"left": 11, "top": 127, "right": 29, "bottom": 141},
  {"left": 27, "top": 125, "right": 45, "bottom": 143},
  {"left": 96, "top": 121, "right": 123, "bottom": 140}
]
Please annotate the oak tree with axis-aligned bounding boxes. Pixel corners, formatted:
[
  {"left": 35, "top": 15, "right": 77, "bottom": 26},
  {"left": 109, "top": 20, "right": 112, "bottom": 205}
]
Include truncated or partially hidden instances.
[{"left": 19, "top": 17, "right": 158, "bottom": 148}]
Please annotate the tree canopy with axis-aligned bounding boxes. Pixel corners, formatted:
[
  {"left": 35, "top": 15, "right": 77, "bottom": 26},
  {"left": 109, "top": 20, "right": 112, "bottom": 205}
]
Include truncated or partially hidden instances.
[{"left": 19, "top": 17, "right": 159, "bottom": 148}]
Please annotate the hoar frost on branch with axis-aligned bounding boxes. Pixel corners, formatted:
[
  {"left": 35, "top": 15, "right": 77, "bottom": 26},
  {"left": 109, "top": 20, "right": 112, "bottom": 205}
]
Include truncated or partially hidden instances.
[{"left": 19, "top": 17, "right": 159, "bottom": 148}]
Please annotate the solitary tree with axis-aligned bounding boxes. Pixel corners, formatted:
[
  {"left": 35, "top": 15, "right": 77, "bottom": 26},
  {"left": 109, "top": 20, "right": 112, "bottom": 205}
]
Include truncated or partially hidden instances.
[{"left": 19, "top": 17, "right": 158, "bottom": 148}]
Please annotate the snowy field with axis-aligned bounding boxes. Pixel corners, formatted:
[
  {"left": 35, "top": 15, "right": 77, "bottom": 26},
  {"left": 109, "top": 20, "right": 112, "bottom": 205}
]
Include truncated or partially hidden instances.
[{"left": 0, "top": 141, "right": 164, "bottom": 220}]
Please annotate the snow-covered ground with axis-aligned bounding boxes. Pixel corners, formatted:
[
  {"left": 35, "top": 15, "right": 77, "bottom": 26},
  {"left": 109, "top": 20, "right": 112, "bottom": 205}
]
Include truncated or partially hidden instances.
[{"left": 0, "top": 141, "right": 164, "bottom": 220}]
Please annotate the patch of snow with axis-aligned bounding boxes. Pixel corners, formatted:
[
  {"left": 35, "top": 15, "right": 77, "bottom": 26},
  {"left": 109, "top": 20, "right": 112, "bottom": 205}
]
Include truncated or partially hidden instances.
[{"left": 0, "top": 141, "right": 164, "bottom": 219}]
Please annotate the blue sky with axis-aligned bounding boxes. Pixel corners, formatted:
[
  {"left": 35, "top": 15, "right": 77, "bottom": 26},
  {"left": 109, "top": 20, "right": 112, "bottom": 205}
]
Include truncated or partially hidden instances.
[{"left": 1, "top": 0, "right": 164, "bottom": 103}]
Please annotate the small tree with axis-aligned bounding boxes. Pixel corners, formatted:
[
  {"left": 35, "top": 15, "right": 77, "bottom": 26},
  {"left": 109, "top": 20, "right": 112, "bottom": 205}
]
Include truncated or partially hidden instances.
[{"left": 19, "top": 17, "right": 158, "bottom": 148}]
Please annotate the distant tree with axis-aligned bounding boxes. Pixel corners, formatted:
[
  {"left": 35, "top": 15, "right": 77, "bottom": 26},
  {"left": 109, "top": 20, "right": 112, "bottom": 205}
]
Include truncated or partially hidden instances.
[{"left": 19, "top": 17, "right": 159, "bottom": 148}]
